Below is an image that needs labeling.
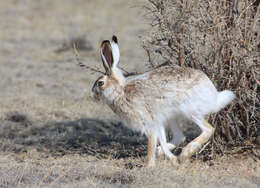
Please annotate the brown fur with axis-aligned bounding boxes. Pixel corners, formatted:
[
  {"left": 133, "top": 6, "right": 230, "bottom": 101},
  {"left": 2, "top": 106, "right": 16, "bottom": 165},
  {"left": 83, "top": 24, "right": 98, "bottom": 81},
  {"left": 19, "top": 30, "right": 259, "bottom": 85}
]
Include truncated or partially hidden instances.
[{"left": 147, "top": 134, "right": 155, "bottom": 167}]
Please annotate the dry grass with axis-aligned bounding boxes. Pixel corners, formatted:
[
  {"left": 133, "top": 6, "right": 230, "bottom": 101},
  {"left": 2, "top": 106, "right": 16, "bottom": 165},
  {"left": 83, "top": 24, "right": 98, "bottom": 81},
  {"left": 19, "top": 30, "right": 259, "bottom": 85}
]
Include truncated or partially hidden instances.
[
  {"left": 0, "top": 0, "right": 259, "bottom": 187},
  {"left": 0, "top": 151, "right": 259, "bottom": 187},
  {"left": 142, "top": 0, "right": 260, "bottom": 157}
]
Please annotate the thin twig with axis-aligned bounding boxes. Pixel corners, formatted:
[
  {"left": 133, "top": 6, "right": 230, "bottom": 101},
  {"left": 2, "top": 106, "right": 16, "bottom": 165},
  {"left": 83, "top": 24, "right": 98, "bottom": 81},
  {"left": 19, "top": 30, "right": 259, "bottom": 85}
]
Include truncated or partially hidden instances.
[
  {"left": 236, "top": 0, "right": 256, "bottom": 25},
  {"left": 198, "top": 141, "right": 211, "bottom": 154},
  {"left": 244, "top": 0, "right": 249, "bottom": 45},
  {"left": 17, "top": 162, "right": 28, "bottom": 188},
  {"left": 251, "top": 67, "right": 260, "bottom": 87},
  {"left": 73, "top": 43, "right": 105, "bottom": 74},
  {"left": 47, "top": 167, "right": 72, "bottom": 187},
  {"left": 144, "top": 47, "right": 155, "bottom": 68},
  {"left": 119, "top": 67, "right": 130, "bottom": 75},
  {"left": 248, "top": 4, "right": 260, "bottom": 48},
  {"left": 37, "top": 163, "right": 57, "bottom": 188}
]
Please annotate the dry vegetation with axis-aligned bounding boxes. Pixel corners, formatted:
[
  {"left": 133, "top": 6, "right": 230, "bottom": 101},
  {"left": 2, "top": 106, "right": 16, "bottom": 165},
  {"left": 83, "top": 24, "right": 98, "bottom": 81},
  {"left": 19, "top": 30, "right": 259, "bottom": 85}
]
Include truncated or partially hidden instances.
[
  {"left": 142, "top": 0, "right": 260, "bottom": 157},
  {"left": 0, "top": 0, "right": 259, "bottom": 187}
]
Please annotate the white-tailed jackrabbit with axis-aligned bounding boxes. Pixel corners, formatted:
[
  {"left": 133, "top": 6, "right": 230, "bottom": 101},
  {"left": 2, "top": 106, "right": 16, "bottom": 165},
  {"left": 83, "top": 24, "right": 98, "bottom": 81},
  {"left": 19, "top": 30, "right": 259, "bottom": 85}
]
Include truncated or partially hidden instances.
[{"left": 90, "top": 36, "right": 235, "bottom": 167}]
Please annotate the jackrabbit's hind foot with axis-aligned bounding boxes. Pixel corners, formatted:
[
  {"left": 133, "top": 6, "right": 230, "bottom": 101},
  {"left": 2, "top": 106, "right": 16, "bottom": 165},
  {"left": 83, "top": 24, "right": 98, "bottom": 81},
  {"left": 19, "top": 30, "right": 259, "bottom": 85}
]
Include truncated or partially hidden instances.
[
  {"left": 178, "top": 120, "right": 215, "bottom": 164},
  {"left": 157, "top": 143, "right": 176, "bottom": 156}
]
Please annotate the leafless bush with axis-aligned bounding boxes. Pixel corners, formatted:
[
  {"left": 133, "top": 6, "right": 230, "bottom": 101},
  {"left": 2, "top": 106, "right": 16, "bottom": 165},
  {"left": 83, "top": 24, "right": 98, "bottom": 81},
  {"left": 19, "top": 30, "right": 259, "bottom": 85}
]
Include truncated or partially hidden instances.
[{"left": 142, "top": 0, "right": 260, "bottom": 156}]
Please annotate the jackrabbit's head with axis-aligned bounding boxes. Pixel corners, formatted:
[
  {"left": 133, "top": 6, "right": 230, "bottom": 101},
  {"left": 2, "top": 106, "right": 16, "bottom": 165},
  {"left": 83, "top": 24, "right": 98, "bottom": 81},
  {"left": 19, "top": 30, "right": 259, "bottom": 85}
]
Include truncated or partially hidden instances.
[{"left": 91, "top": 36, "right": 125, "bottom": 102}]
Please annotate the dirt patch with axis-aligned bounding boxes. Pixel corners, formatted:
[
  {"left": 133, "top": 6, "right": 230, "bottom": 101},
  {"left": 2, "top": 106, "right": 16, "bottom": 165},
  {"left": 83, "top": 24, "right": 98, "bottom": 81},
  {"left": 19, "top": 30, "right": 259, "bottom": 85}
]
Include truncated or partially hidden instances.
[{"left": 0, "top": 0, "right": 259, "bottom": 187}]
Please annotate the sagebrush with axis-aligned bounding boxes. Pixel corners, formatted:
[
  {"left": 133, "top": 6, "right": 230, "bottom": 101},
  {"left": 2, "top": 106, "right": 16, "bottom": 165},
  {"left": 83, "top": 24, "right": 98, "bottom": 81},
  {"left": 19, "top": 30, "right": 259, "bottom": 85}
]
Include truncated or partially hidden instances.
[{"left": 142, "top": 0, "right": 260, "bottom": 156}]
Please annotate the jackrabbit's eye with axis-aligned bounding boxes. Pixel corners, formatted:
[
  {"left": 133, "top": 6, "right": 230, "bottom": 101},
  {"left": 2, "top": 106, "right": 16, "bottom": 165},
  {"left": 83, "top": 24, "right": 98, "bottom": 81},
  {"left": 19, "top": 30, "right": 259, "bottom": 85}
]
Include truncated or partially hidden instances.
[{"left": 97, "top": 81, "right": 104, "bottom": 87}]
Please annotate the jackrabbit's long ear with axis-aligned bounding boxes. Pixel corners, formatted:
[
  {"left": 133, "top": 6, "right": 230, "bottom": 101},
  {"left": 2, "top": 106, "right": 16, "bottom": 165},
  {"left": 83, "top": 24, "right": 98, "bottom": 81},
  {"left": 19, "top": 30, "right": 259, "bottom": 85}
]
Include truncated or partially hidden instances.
[
  {"left": 111, "top": 35, "right": 120, "bottom": 69},
  {"left": 100, "top": 40, "right": 113, "bottom": 74}
]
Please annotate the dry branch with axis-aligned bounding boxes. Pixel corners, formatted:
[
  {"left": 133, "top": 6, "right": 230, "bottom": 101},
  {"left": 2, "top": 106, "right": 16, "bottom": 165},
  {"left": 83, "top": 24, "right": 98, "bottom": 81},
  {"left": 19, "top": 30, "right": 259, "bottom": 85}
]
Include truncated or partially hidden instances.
[
  {"left": 142, "top": 0, "right": 260, "bottom": 157},
  {"left": 73, "top": 43, "right": 105, "bottom": 74}
]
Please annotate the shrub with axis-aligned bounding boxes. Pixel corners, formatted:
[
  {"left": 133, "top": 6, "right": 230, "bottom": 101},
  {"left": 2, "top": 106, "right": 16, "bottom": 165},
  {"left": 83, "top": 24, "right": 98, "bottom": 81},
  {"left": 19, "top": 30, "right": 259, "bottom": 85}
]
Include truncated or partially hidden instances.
[{"left": 142, "top": 0, "right": 260, "bottom": 157}]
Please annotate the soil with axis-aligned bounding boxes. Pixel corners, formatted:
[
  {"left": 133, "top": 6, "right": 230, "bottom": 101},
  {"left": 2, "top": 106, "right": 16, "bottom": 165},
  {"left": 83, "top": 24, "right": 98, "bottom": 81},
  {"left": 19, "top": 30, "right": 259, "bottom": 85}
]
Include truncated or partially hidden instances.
[{"left": 0, "top": 0, "right": 259, "bottom": 187}]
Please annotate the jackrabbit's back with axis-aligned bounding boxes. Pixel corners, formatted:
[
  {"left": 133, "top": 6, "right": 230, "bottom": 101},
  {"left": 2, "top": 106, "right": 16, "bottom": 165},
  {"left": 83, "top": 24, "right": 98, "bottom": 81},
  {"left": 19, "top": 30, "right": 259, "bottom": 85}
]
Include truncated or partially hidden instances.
[{"left": 124, "top": 66, "right": 219, "bottom": 119}]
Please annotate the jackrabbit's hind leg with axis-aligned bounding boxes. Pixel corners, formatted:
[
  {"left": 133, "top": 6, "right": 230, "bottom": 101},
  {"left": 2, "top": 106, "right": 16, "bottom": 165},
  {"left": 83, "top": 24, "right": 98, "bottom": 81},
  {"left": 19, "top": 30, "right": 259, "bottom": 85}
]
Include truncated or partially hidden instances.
[{"left": 178, "top": 116, "right": 215, "bottom": 163}]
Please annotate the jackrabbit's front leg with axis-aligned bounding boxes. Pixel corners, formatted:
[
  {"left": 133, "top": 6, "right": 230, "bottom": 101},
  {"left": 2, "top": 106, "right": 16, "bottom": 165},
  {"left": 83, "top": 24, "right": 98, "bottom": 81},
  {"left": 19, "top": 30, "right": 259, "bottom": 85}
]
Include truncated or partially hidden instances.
[
  {"left": 147, "top": 133, "right": 158, "bottom": 167},
  {"left": 157, "top": 127, "right": 178, "bottom": 165},
  {"left": 157, "top": 123, "right": 185, "bottom": 156}
]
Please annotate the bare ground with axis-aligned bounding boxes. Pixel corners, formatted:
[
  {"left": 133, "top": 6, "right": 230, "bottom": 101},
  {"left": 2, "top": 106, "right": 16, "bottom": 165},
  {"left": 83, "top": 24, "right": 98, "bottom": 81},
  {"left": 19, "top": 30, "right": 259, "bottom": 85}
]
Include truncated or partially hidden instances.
[{"left": 0, "top": 0, "right": 259, "bottom": 187}]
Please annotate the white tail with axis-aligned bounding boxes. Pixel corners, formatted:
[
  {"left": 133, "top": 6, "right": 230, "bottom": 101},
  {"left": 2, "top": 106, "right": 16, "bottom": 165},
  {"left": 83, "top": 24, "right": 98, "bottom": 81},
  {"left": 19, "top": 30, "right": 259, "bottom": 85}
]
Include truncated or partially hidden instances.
[{"left": 214, "top": 90, "right": 235, "bottom": 112}]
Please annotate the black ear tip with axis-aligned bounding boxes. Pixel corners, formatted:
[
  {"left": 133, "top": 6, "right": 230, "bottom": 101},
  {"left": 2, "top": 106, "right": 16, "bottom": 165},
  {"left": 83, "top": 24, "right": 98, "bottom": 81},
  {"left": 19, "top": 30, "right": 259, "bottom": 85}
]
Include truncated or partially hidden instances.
[{"left": 112, "top": 35, "right": 118, "bottom": 43}]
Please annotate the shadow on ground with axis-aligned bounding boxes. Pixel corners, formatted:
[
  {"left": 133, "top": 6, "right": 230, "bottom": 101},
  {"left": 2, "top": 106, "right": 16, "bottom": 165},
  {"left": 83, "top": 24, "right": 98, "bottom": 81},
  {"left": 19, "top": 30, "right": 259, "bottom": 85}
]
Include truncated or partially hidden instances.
[
  {"left": 0, "top": 112, "right": 147, "bottom": 159},
  {"left": 0, "top": 112, "right": 201, "bottom": 159}
]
